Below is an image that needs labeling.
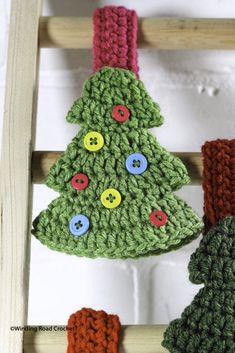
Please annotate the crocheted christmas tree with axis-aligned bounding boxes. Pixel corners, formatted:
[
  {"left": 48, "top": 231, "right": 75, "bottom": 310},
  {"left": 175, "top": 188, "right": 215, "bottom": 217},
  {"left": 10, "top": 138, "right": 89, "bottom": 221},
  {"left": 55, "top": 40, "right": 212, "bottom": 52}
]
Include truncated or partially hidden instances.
[
  {"left": 32, "top": 67, "right": 202, "bottom": 259},
  {"left": 162, "top": 216, "right": 235, "bottom": 353}
]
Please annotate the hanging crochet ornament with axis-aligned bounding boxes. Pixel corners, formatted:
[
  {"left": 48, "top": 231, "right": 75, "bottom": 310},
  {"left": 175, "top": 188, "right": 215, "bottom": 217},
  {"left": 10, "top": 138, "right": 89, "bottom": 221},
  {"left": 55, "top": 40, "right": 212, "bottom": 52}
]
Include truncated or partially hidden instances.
[
  {"left": 162, "top": 139, "right": 235, "bottom": 353},
  {"left": 67, "top": 308, "right": 120, "bottom": 353},
  {"left": 32, "top": 6, "right": 202, "bottom": 259}
]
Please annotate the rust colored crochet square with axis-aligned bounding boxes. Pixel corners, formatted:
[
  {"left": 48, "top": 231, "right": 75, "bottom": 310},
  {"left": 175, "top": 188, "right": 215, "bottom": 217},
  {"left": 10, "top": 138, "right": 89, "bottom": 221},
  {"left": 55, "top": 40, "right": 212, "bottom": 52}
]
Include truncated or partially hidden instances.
[
  {"left": 202, "top": 139, "right": 235, "bottom": 233},
  {"left": 67, "top": 308, "right": 121, "bottom": 353}
]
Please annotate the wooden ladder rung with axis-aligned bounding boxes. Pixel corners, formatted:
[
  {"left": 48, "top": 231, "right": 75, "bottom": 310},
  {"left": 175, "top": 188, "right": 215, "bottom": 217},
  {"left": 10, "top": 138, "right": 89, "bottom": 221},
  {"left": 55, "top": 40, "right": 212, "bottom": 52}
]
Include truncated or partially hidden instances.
[
  {"left": 32, "top": 151, "right": 202, "bottom": 184},
  {"left": 39, "top": 17, "right": 235, "bottom": 49},
  {"left": 23, "top": 325, "right": 167, "bottom": 353}
]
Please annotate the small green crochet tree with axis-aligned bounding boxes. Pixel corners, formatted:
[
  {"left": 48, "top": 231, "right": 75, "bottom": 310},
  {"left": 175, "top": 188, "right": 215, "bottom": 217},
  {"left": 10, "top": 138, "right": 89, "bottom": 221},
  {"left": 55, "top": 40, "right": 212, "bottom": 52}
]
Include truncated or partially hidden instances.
[
  {"left": 32, "top": 67, "right": 202, "bottom": 259},
  {"left": 162, "top": 216, "right": 235, "bottom": 353}
]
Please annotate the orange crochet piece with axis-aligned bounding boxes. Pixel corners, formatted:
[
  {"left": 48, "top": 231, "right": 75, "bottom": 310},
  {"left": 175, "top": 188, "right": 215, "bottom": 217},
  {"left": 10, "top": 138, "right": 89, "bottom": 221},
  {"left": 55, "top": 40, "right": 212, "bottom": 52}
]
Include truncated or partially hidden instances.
[
  {"left": 202, "top": 139, "right": 235, "bottom": 233},
  {"left": 67, "top": 308, "right": 121, "bottom": 353}
]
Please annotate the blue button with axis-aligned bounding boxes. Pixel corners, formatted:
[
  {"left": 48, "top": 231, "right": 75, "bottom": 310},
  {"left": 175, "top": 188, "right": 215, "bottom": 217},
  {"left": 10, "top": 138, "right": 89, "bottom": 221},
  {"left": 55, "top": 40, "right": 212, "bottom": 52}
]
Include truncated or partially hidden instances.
[
  {"left": 125, "top": 153, "right": 148, "bottom": 174},
  {"left": 69, "top": 214, "right": 90, "bottom": 236}
]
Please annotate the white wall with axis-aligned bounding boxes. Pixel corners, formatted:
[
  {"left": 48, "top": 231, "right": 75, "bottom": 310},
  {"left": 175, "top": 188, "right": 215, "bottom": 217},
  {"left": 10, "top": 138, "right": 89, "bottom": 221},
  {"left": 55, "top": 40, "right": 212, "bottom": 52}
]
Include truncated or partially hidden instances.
[{"left": 1, "top": 0, "right": 235, "bottom": 326}]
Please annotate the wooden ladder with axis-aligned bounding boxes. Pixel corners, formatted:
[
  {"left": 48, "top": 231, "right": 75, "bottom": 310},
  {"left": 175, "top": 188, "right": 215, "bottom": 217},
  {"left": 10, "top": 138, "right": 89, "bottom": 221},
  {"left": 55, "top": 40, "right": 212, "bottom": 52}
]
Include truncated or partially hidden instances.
[{"left": 1, "top": 1, "right": 235, "bottom": 352}]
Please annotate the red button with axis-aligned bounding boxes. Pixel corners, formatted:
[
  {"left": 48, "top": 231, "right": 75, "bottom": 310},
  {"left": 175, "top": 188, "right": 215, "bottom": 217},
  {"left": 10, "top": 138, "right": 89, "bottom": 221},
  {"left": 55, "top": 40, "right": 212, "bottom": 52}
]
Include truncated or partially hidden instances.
[
  {"left": 112, "top": 105, "right": 130, "bottom": 123},
  {"left": 149, "top": 210, "right": 168, "bottom": 227},
  {"left": 71, "top": 173, "right": 89, "bottom": 190}
]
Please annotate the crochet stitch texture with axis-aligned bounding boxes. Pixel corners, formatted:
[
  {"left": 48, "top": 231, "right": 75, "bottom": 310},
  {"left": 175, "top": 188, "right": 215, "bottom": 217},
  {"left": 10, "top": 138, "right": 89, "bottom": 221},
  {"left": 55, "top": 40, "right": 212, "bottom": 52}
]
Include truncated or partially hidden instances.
[
  {"left": 67, "top": 308, "right": 120, "bottom": 353},
  {"left": 162, "top": 216, "right": 235, "bottom": 353},
  {"left": 32, "top": 67, "right": 202, "bottom": 259},
  {"left": 202, "top": 139, "right": 235, "bottom": 233},
  {"left": 93, "top": 6, "right": 138, "bottom": 76}
]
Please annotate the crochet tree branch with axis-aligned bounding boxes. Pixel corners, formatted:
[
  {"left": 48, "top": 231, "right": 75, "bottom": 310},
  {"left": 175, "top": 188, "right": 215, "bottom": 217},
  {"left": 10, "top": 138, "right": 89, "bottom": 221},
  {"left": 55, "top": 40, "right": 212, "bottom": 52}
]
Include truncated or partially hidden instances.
[
  {"left": 162, "top": 216, "right": 235, "bottom": 353},
  {"left": 32, "top": 67, "right": 202, "bottom": 259}
]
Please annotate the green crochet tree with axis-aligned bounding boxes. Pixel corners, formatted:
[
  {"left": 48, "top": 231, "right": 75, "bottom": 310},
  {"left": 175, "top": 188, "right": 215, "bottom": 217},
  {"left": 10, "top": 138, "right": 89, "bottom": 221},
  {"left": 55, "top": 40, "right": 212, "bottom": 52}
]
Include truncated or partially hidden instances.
[
  {"left": 162, "top": 216, "right": 235, "bottom": 353},
  {"left": 32, "top": 67, "right": 202, "bottom": 259}
]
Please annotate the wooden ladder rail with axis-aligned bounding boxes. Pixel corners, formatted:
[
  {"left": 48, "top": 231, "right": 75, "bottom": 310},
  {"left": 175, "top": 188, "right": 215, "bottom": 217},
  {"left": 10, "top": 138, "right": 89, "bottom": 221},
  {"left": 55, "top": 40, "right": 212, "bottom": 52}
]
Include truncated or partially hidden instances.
[
  {"left": 0, "top": 1, "right": 42, "bottom": 353},
  {"left": 39, "top": 16, "right": 235, "bottom": 49},
  {"left": 23, "top": 325, "right": 166, "bottom": 353},
  {"left": 1, "top": 1, "right": 235, "bottom": 352}
]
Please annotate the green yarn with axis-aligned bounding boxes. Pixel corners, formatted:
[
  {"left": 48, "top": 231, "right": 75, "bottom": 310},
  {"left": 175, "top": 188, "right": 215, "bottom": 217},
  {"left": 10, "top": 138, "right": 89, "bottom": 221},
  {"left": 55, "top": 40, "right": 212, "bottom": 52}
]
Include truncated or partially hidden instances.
[
  {"left": 32, "top": 67, "right": 202, "bottom": 259},
  {"left": 162, "top": 216, "right": 235, "bottom": 353},
  {"left": 66, "top": 66, "right": 163, "bottom": 129}
]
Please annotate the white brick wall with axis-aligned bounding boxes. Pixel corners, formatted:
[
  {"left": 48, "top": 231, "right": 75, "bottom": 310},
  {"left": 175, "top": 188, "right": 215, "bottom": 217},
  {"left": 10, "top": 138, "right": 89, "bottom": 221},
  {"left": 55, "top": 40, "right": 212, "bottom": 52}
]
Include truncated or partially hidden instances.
[{"left": 1, "top": 0, "right": 235, "bottom": 326}]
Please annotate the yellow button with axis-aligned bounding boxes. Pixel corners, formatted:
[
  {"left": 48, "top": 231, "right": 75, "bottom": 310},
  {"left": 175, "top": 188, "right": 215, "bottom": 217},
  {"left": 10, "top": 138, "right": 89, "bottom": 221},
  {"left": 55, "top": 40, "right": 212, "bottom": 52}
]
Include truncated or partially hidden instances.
[
  {"left": 84, "top": 131, "right": 104, "bottom": 152},
  {"left": 101, "top": 188, "right": 122, "bottom": 209}
]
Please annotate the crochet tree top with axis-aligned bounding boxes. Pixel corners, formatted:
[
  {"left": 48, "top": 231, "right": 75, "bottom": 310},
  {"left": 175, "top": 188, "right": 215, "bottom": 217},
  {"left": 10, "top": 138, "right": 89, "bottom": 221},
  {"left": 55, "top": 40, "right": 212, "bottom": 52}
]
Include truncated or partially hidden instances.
[
  {"left": 162, "top": 216, "right": 235, "bottom": 353},
  {"left": 32, "top": 67, "right": 202, "bottom": 259}
]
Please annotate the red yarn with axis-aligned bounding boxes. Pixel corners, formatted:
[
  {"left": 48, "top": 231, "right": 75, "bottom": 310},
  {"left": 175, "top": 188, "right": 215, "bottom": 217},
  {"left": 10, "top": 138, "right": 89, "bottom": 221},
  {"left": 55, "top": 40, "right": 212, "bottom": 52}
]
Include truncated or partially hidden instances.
[
  {"left": 202, "top": 139, "right": 235, "bottom": 233},
  {"left": 67, "top": 308, "right": 121, "bottom": 353},
  {"left": 93, "top": 6, "right": 139, "bottom": 77}
]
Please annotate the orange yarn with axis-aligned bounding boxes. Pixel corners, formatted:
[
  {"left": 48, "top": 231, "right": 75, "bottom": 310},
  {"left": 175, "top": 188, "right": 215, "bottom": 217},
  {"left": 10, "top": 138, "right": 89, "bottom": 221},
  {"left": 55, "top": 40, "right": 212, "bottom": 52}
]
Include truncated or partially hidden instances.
[
  {"left": 202, "top": 139, "right": 235, "bottom": 233},
  {"left": 67, "top": 308, "right": 121, "bottom": 353}
]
